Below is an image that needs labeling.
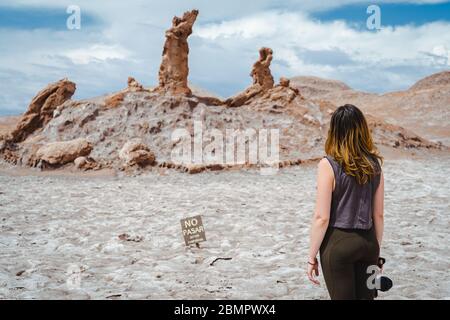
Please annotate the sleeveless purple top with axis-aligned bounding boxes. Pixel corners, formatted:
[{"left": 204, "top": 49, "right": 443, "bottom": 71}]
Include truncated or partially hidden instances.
[{"left": 325, "top": 156, "right": 381, "bottom": 230}]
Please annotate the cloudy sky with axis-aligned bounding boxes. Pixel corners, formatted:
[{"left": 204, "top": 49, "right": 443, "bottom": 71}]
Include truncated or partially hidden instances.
[{"left": 0, "top": 0, "right": 449, "bottom": 115}]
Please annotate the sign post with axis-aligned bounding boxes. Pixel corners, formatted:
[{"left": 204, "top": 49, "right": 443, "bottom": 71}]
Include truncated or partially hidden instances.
[{"left": 180, "top": 215, "right": 206, "bottom": 246}]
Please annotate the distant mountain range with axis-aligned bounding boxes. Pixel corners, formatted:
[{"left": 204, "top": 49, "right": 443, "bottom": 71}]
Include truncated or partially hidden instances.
[{"left": 290, "top": 70, "right": 450, "bottom": 146}]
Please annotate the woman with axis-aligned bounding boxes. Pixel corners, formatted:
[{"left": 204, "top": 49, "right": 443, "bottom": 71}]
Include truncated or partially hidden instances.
[{"left": 307, "top": 104, "right": 384, "bottom": 300}]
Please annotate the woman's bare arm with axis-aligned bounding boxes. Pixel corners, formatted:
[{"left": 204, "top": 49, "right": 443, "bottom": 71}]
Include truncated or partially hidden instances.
[
  {"left": 307, "top": 158, "right": 333, "bottom": 284},
  {"left": 373, "top": 171, "right": 384, "bottom": 247}
]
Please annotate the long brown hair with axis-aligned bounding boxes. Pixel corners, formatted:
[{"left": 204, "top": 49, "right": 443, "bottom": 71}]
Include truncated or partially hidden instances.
[{"left": 325, "top": 104, "right": 382, "bottom": 184}]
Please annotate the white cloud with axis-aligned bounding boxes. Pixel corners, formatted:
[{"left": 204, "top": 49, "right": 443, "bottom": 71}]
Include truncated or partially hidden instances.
[
  {"left": 430, "top": 45, "right": 450, "bottom": 64},
  {"left": 63, "top": 44, "right": 131, "bottom": 65},
  {"left": 196, "top": 11, "right": 450, "bottom": 66},
  {"left": 195, "top": 11, "right": 450, "bottom": 91}
]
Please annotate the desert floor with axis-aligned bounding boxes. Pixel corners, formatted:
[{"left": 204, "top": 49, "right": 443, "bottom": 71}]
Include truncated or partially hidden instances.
[{"left": 0, "top": 157, "right": 449, "bottom": 299}]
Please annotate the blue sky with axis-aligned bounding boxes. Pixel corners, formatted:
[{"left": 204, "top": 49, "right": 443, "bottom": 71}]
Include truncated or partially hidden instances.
[
  {"left": 0, "top": 0, "right": 449, "bottom": 115},
  {"left": 314, "top": 2, "right": 450, "bottom": 27},
  {"left": 0, "top": 5, "right": 98, "bottom": 30}
]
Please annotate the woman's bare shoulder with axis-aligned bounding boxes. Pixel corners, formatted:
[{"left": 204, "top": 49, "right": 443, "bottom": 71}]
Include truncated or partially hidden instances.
[{"left": 318, "top": 157, "right": 334, "bottom": 176}]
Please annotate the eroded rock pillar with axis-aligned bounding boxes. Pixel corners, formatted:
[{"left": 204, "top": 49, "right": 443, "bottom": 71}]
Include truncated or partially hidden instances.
[{"left": 157, "top": 9, "right": 199, "bottom": 95}]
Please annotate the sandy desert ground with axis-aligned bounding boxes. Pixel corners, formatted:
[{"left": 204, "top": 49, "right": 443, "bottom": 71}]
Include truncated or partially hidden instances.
[{"left": 0, "top": 157, "right": 449, "bottom": 300}]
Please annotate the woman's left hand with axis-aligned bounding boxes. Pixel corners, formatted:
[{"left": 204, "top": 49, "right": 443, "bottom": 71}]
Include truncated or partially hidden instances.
[{"left": 307, "top": 258, "right": 320, "bottom": 285}]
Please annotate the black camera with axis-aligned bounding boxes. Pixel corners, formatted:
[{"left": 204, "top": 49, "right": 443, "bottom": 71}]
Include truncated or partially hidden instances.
[{"left": 375, "top": 257, "right": 393, "bottom": 297}]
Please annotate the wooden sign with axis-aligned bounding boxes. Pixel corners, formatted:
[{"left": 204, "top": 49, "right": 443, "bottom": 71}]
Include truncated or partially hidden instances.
[{"left": 180, "top": 215, "right": 206, "bottom": 246}]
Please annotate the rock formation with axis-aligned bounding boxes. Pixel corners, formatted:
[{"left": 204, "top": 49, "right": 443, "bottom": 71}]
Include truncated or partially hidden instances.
[
  {"left": 259, "top": 79, "right": 301, "bottom": 106},
  {"left": 9, "top": 79, "right": 76, "bottom": 143},
  {"left": 36, "top": 138, "right": 92, "bottom": 166},
  {"left": 119, "top": 140, "right": 156, "bottom": 167},
  {"left": 251, "top": 47, "right": 274, "bottom": 90},
  {"left": 157, "top": 9, "right": 199, "bottom": 95},
  {"left": 127, "top": 77, "right": 144, "bottom": 92},
  {"left": 74, "top": 156, "right": 98, "bottom": 170},
  {"left": 104, "top": 92, "right": 125, "bottom": 109},
  {"left": 104, "top": 77, "right": 145, "bottom": 109},
  {"left": 226, "top": 47, "right": 275, "bottom": 107},
  {"left": 225, "top": 48, "right": 303, "bottom": 108},
  {"left": 279, "top": 77, "right": 290, "bottom": 87}
]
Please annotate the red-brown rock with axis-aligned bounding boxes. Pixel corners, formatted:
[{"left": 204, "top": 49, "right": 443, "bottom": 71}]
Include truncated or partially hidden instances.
[
  {"left": 127, "top": 77, "right": 144, "bottom": 92},
  {"left": 157, "top": 9, "right": 199, "bottom": 95},
  {"left": 251, "top": 47, "right": 274, "bottom": 90},
  {"left": 10, "top": 79, "right": 76, "bottom": 143},
  {"left": 119, "top": 140, "right": 156, "bottom": 167},
  {"left": 36, "top": 138, "right": 92, "bottom": 165},
  {"left": 226, "top": 47, "right": 275, "bottom": 107}
]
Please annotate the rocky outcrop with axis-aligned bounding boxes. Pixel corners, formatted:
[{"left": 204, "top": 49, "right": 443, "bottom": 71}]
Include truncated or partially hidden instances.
[
  {"left": 127, "top": 77, "right": 144, "bottom": 92},
  {"left": 104, "top": 92, "right": 125, "bottom": 109},
  {"left": 104, "top": 77, "right": 145, "bottom": 109},
  {"left": 74, "top": 156, "right": 98, "bottom": 170},
  {"left": 264, "top": 82, "right": 301, "bottom": 104},
  {"left": 157, "top": 9, "right": 199, "bottom": 95},
  {"left": 279, "top": 77, "right": 290, "bottom": 88},
  {"left": 251, "top": 47, "right": 274, "bottom": 90},
  {"left": 119, "top": 140, "right": 156, "bottom": 167},
  {"left": 224, "top": 85, "right": 262, "bottom": 108},
  {"left": 36, "top": 138, "right": 92, "bottom": 166},
  {"left": 226, "top": 47, "right": 275, "bottom": 107},
  {"left": 275, "top": 77, "right": 300, "bottom": 95},
  {"left": 10, "top": 79, "right": 76, "bottom": 143},
  {"left": 225, "top": 49, "right": 304, "bottom": 108}
]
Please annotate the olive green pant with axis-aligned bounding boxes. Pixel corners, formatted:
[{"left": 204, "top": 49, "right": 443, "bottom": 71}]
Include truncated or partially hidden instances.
[{"left": 320, "top": 227, "right": 379, "bottom": 300}]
